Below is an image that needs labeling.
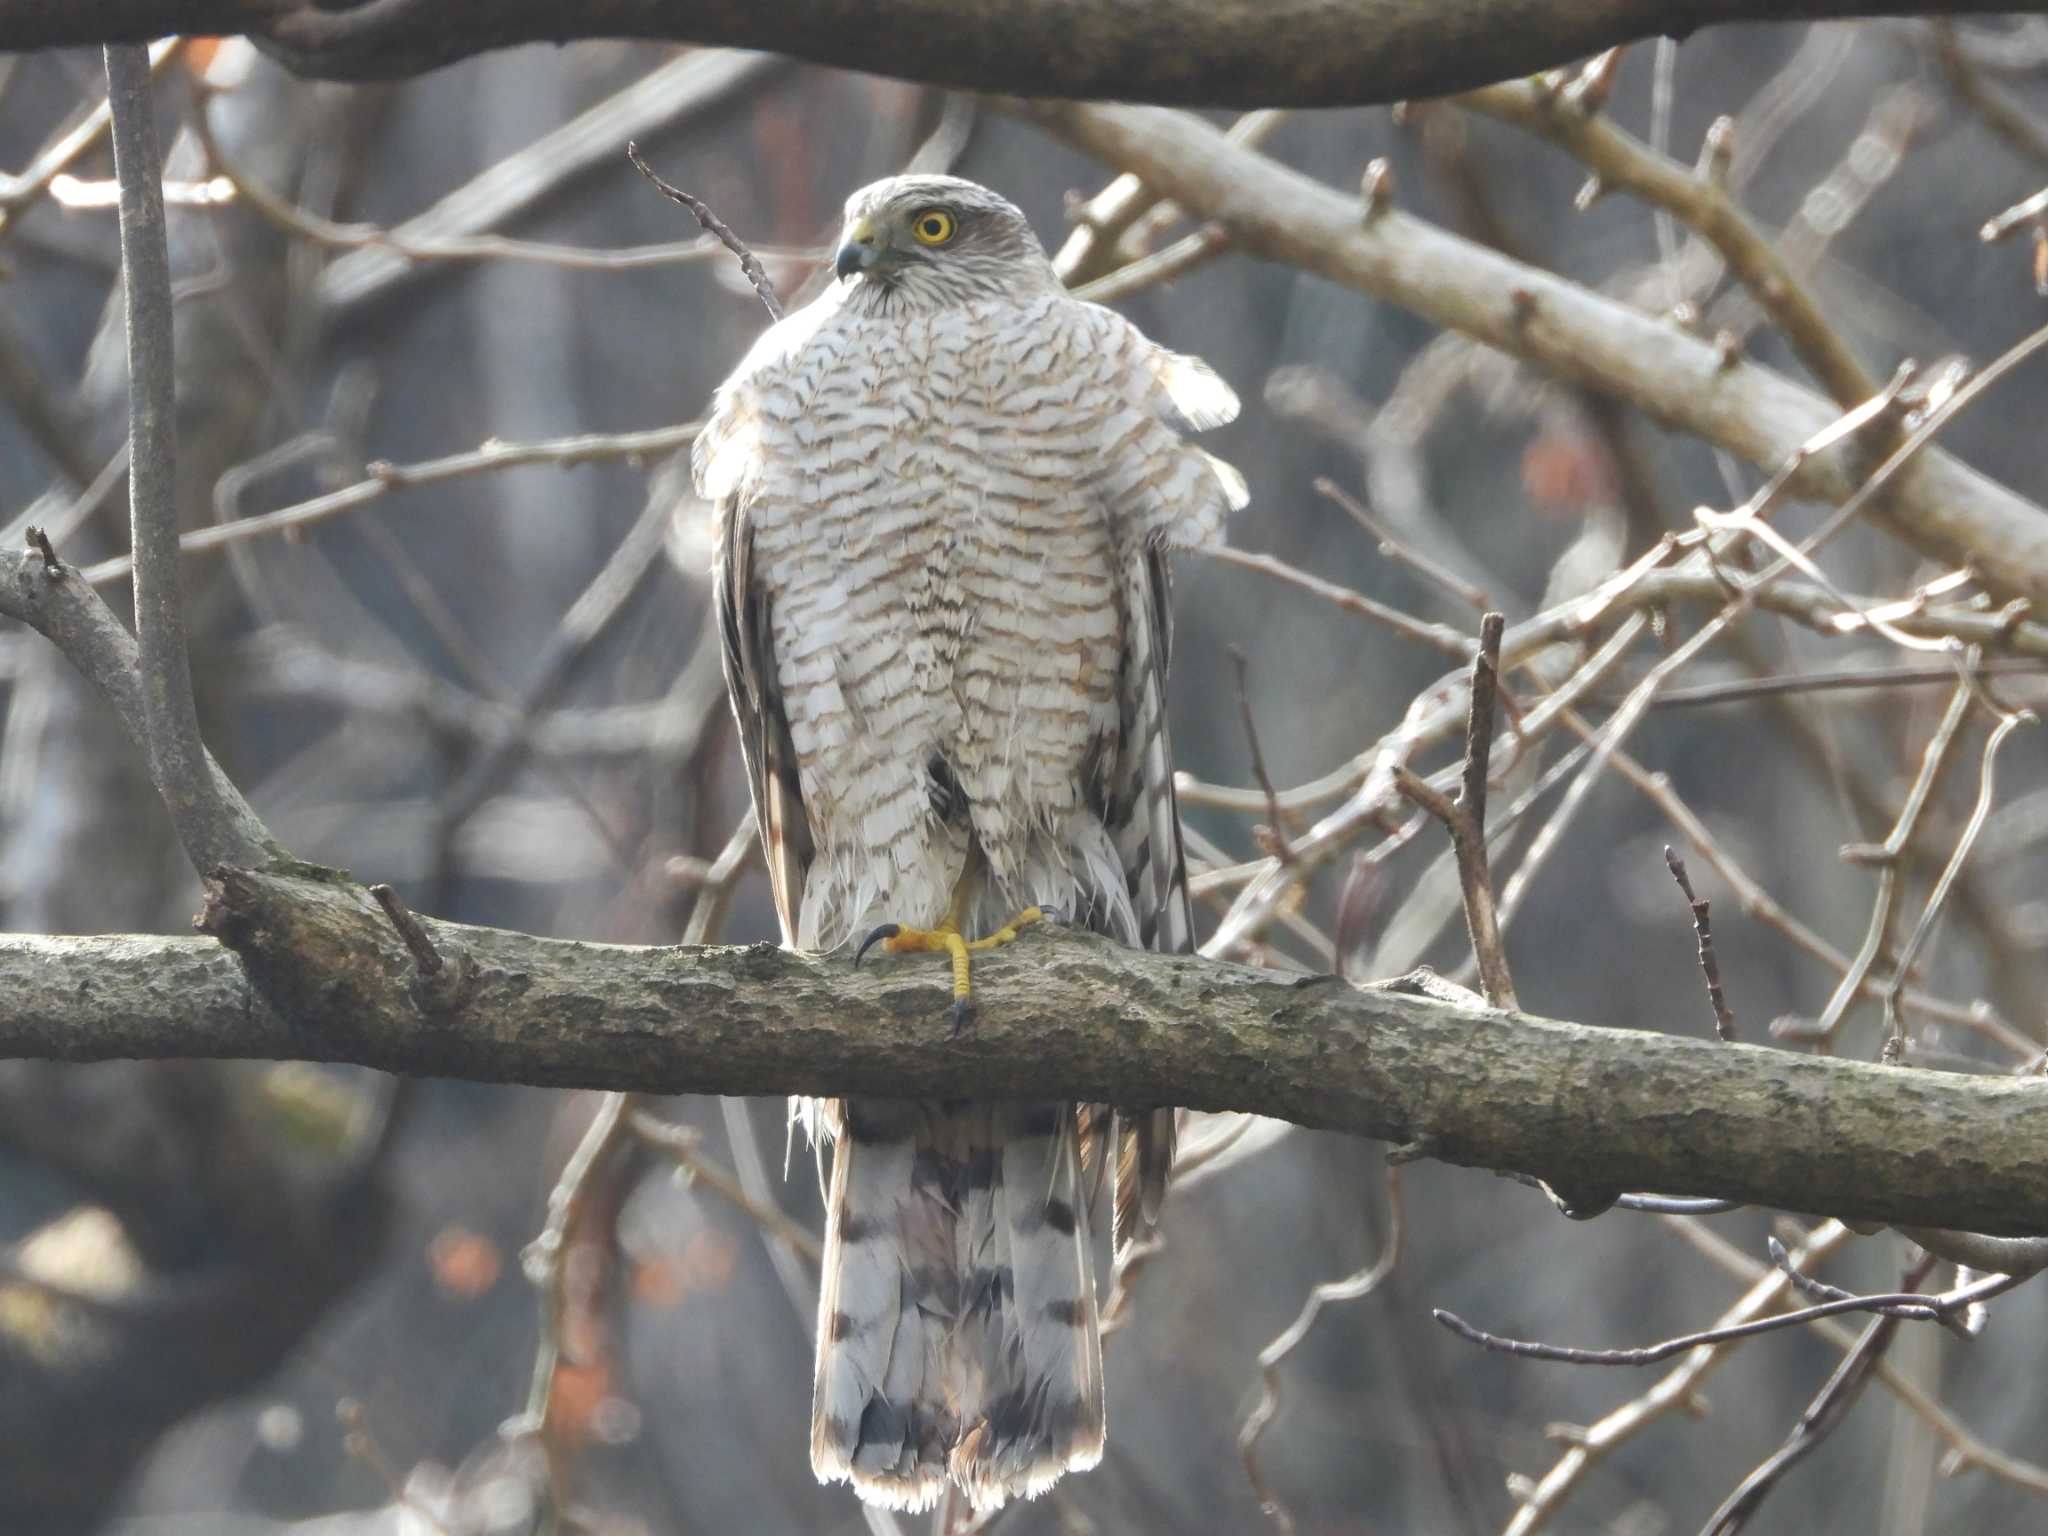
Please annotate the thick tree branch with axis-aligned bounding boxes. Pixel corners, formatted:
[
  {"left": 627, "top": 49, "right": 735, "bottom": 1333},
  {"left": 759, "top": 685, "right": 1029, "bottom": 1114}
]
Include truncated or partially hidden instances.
[
  {"left": 102, "top": 43, "right": 273, "bottom": 873},
  {"left": 1016, "top": 100, "right": 2048, "bottom": 608},
  {"left": 0, "top": 2, "right": 2027, "bottom": 95},
  {"left": 4, "top": 868, "right": 2046, "bottom": 1238}
]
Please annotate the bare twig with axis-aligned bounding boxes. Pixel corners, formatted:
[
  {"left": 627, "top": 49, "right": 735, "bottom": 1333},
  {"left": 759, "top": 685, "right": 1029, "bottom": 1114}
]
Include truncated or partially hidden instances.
[
  {"left": 1664, "top": 847, "right": 1737, "bottom": 1042},
  {"left": 1435, "top": 1264, "right": 2026, "bottom": 1367},
  {"left": 24, "top": 525, "right": 61, "bottom": 575},
  {"left": 1200, "top": 545, "right": 1473, "bottom": 658},
  {"left": 627, "top": 1110, "right": 821, "bottom": 1264},
  {"left": 1400, "top": 614, "right": 1515, "bottom": 1011},
  {"left": 1395, "top": 612, "right": 1517, "bottom": 1008},
  {"left": 315, "top": 50, "right": 788, "bottom": 315},
  {"left": 81, "top": 421, "right": 702, "bottom": 587},
  {"left": 368, "top": 883, "right": 445, "bottom": 977},
  {"left": 1314, "top": 476, "right": 1492, "bottom": 612},
  {"left": 1649, "top": 659, "right": 2048, "bottom": 708},
  {"left": 1881, "top": 704, "right": 2038, "bottom": 1060},
  {"left": 626, "top": 143, "right": 784, "bottom": 320},
  {"left": 1794, "top": 679, "right": 1974, "bottom": 1048},
  {"left": 1981, "top": 183, "right": 2048, "bottom": 243},
  {"left": 1228, "top": 647, "right": 1293, "bottom": 863},
  {"left": 1069, "top": 220, "right": 1231, "bottom": 301},
  {"left": 1239, "top": 1161, "right": 1403, "bottom": 1535},
  {"left": 1700, "top": 1254, "right": 1938, "bottom": 1535},
  {"left": 1500, "top": 1221, "right": 1852, "bottom": 1536},
  {"left": 1672, "top": 1217, "right": 2048, "bottom": 1502},
  {"left": 1595, "top": 730, "right": 2038, "bottom": 1060}
]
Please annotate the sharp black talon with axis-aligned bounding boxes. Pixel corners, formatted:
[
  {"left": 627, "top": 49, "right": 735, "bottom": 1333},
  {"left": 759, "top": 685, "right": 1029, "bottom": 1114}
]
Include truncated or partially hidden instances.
[
  {"left": 855, "top": 923, "right": 901, "bottom": 967},
  {"left": 947, "top": 997, "right": 975, "bottom": 1036}
]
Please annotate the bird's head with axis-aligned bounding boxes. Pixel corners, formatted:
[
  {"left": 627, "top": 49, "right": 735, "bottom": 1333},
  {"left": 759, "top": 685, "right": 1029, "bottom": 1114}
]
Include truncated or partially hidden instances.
[{"left": 832, "top": 175, "right": 1055, "bottom": 312}]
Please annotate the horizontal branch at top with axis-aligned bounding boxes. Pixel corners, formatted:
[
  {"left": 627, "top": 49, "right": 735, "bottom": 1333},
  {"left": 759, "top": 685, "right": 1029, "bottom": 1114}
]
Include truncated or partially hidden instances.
[
  {"left": 0, "top": 1, "right": 2028, "bottom": 97},
  {"left": 3, "top": 867, "right": 2045, "bottom": 1239}
]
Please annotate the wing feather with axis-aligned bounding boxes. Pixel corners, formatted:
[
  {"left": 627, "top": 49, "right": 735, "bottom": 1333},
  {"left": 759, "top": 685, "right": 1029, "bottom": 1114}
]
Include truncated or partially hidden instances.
[{"left": 716, "top": 500, "right": 811, "bottom": 946}]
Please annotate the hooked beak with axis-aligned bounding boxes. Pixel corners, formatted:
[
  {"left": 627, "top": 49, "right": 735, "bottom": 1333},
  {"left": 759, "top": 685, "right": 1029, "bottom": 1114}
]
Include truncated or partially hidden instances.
[{"left": 835, "top": 215, "right": 887, "bottom": 281}]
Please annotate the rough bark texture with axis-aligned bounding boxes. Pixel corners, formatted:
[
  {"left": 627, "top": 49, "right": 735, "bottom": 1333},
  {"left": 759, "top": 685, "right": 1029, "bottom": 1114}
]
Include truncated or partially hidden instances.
[
  {"left": 6, "top": 868, "right": 2045, "bottom": 1237},
  {"left": 0, "top": 1, "right": 2027, "bottom": 95}
]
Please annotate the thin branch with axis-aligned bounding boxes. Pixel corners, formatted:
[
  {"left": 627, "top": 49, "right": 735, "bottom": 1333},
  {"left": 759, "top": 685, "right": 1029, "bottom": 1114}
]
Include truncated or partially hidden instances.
[
  {"left": 627, "top": 1110, "right": 822, "bottom": 1265},
  {"left": 1700, "top": 1254, "right": 1937, "bottom": 1535},
  {"left": 1500, "top": 1221, "right": 1854, "bottom": 1536},
  {"left": 1648, "top": 659, "right": 2048, "bottom": 708},
  {"left": 1069, "top": 221, "right": 1231, "bottom": 303},
  {"left": 1228, "top": 647, "right": 1293, "bottom": 863},
  {"left": 1797, "top": 679, "right": 1974, "bottom": 1047},
  {"left": 80, "top": 421, "right": 702, "bottom": 587},
  {"left": 1239, "top": 1161, "right": 1403, "bottom": 1535},
  {"left": 104, "top": 42, "right": 265, "bottom": 874},
  {"left": 1664, "top": 847, "right": 1737, "bottom": 1042},
  {"left": 1199, "top": 546, "right": 1474, "bottom": 658},
  {"left": 1881, "top": 704, "right": 2038, "bottom": 1060},
  {"left": 1315, "top": 476, "right": 1493, "bottom": 612},
  {"left": 1394, "top": 612, "right": 1517, "bottom": 1008},
  {"left": 1435, "top": 1263, "right": 2025, "bottom": 1367},
  {"left": 625, "top": 143, "right": 784, "bottom": 320}
]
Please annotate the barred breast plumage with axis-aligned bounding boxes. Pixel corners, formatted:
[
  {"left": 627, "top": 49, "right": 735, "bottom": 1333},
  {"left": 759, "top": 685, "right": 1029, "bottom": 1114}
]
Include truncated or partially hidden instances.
[{"left": 696, "top": 173, "right": 1245, "bottom": 1514}]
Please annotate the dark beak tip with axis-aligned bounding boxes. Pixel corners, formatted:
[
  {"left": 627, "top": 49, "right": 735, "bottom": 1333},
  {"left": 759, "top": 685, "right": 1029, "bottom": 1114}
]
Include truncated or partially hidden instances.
[{"left": 834, "top": 242, "right": 870, "bottom": 281}]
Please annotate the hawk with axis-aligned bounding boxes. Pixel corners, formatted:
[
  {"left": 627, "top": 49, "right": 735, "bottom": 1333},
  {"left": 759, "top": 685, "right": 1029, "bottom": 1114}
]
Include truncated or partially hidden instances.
[{"left": 695, "top": 174, "right": 1245, "bottom": 1513}]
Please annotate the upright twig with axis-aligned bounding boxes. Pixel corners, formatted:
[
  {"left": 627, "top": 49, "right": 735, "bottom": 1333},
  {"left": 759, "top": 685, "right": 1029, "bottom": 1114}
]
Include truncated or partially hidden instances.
[
  {"left": 1228, "top": 646, "right": 1294, "bottom": 863},
  {"left": 1394, "top": 611, "right": 1518, "bottom": 1009},
  {"left": 103, "top": 43, "right": 267, "bottom": 874},
  {"left": 1664, "top": 847, "right": 1737, "bottom": 1041}
]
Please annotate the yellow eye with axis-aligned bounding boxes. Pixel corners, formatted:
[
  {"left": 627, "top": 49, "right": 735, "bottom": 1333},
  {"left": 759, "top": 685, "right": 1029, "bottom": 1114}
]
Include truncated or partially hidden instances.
[{"left": 910, "top": 208, "right": 956, "bottom": 246}]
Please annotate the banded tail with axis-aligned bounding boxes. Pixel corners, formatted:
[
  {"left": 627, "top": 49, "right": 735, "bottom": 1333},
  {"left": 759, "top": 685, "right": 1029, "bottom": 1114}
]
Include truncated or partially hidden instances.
[{"left": 811, "top": 1098, "right": 1104, "bottom": 1513}]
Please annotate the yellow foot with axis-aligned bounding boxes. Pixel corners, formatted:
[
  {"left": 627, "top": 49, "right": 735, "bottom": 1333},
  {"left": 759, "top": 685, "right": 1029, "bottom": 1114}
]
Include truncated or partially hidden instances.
[{"left": 854, "top": 907, "right": 1051, "bottom": 1033}]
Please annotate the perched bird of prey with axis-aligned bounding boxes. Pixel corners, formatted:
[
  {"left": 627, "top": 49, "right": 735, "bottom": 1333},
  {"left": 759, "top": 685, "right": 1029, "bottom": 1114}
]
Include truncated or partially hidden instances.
[{"left": 695, "top": 173, "right": 1246, "bottom": 1513}]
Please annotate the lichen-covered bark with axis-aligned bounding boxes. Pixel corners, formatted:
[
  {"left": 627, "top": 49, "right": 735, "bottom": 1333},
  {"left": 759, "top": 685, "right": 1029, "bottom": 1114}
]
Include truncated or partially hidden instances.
[{"left": 4, "top": 869, "right": 2045, "bottom": 1236}]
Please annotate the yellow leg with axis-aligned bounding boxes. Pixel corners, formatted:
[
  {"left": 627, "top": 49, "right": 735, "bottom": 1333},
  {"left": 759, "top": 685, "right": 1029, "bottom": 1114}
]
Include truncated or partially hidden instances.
[
  {"left": 966, "top": 906, "right": 1045, "bottom": 952},
  {"left": 853, "top": 900, "right": 1051, "bottom": 1031}
]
